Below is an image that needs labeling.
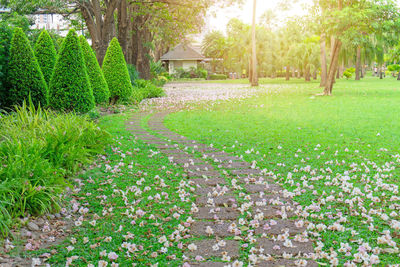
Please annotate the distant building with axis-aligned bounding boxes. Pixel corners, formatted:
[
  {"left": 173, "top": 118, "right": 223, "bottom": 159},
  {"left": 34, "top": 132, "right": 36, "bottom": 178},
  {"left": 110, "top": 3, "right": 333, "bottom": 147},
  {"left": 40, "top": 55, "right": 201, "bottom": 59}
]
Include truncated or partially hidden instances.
[
  {"left": 161, "top": 43, "right": 206, "bottom": 74},
  {"left": 32, "top": 13, "right": 71, "bottom": 36}
]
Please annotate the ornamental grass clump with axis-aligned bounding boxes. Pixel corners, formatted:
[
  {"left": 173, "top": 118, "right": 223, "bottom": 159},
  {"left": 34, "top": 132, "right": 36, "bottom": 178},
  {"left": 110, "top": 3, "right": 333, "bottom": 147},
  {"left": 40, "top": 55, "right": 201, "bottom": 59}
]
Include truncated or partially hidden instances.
[{"left": 0, "top": 101, "right": 110, "bottom": 236}]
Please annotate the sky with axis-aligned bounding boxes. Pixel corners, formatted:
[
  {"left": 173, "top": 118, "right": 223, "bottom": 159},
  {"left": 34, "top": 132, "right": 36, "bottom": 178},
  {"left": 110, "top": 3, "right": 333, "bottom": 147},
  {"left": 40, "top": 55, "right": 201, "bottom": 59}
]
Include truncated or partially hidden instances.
[{"left": 205, "top": 0, "right": 314, "bottom": 34}]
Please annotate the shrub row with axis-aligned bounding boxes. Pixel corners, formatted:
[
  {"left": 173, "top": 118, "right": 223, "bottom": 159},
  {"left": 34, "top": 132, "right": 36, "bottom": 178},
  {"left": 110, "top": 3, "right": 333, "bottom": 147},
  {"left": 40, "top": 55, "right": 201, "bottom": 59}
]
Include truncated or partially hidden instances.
[
  {"left": 1, "top": 28, "right": 149, "bottom": 112},
  {"left": 209, "top": 74, "right": 228, "bottom": 80},
  {"left": 0, "top": 101, "right": 110, "bottom": 236},
  {"left": 173, "top": 67, "right": 208, "bottom": 79}
]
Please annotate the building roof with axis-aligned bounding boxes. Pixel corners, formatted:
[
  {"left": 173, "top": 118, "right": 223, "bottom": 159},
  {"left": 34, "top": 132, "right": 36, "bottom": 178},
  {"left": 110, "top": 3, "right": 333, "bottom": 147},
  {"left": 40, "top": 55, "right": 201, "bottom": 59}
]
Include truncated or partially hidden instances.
[{"left": 161, "top": 43, "right": 205, "bottom": 61}]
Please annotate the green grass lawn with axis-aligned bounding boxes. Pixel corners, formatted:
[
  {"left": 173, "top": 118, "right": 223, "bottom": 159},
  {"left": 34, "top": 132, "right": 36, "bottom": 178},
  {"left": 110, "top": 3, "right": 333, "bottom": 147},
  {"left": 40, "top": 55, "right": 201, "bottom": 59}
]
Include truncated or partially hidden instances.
[{"left": 165, "top": 77, "right": 400, "bottom": 265}]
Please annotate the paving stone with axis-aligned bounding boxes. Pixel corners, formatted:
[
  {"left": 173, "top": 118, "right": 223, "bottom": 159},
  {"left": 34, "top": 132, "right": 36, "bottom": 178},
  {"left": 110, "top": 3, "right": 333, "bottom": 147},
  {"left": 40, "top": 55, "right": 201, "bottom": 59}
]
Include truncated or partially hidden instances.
[
  {"left": 254, "top": 220, "right": 306, "bottom": 236},
  {"left": 194, "top": 186, "right": 232, "bottom": 196},
  {"left": 256, "top": 238, "right": 314, "bottom": 256},
  {"left": 252, "top": 206, "right": 284, "bottom": 219},
  {"left": 126, "top": 127, "right": 144, "bottom": 131},
  {"left": 191, "top": 178, "right": 227, "bottom": 186},
  {"left": 144, "top": 140, "right": 170, "bottom": 145},
  {"left": 170, "top": 158, "right": 204, "bottom": 165},
  {"left": 185, "top": 164, "right": 215, "bottom": 172},
  {"left": 155, "top": 144, "right": 175, "bottom": 149},
  {"left": 256, "top": 259, "right": 318, "bottom": 267},
  {"left": 131, "top": 131, "right": 150, "bottom": 135},
  {"left": 250, "top": 194, "right": 293, "bottom": 206},
  {"left": 165, "top": 136, "right": 188, "bottom": 141},
  {"left": 237, "top": 176, "right": 275, "bottom": 184},
  {"left": 195, "top": 207, "right": 239, "bottom": 220},
  {"left": 150, "top": 127, "right": 169, "bottom": 131},
  {"left": 187, "top": 170, "right": 222, "bottom": 178},
  {"left": 202, "top": 152, "right": 230, "bottom": 157},
  {"left": 135, "top": 134, "right": 157, "bottom": 139},
  {"left": 218, "top": 161, "right": 252, "bottom": 169},
  {"left": 187, "top": 262, "right": 228, "bottom": 267},
  {"left": 27, "top": 221, "right": 39, "bottom": 231},
  {"left": 136, "top": 136, "right": 163, "bottom": 141},
  {"left": 196, "top": 195, "right": 237, "bottom": 207},
  {"left": 230, "top": 169, "right": 261, "bottom": 176},
  {"left": 210, "top": 155, "right": 241, "bottom": 162},
  {"left": 187, "top": 239, "right": 239, "bottom": 258},
  {"left": 164, "top": 153, "right": 192, "bottom": 158},
  {"left": 126, "top": 121, "right": 141, "bottom": 125},
  {"left": 194, "top": 147, "right": 220, "bottom": 153},
  {"left": 190, "top": 221, "right": 236, "bottom": 237},
  {"left": 244, "top": 184, "right": 283, "bottom": 194},
  {"left": 174, "top": 140, "right": 198, "bottom": 144}
]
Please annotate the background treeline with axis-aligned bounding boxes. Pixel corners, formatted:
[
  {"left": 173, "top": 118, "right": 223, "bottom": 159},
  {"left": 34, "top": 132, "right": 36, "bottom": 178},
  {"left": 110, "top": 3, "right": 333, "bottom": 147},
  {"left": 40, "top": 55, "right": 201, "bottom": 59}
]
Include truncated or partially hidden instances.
[
  {"left": 202, "top": 0, "right": 400, "bottom": 95},
  {"left": 0, "top": 0, "right": 241, "bottom": 80}
]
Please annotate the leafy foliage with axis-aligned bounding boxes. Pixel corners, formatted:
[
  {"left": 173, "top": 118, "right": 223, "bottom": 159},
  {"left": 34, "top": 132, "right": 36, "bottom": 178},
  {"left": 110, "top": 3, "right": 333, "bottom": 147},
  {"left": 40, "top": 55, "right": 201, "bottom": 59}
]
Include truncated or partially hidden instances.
[
  {"left": 7, "top": 27, "right": 48, "bottom": 107},
  {"left": 0, "top": 100, "right": 110, "bottom": 236},
  {"left": 173, "top": 67, "right": 208, "bottom": 79},
  {"left": 127, "top": 64, "right": 140, "bottom": 83},
  {"left": 102, "top": 38, "right": 133, "bottom": 104},
  {"left": 49, "top": 29, "right": 95, "bottom": 113},
  {"left": 34, "top": 30, "right": 57, "bottom": 86},
  {"left": 343, "top": 70, "right": 352, "bottom": 79},
  {"left": 79, "top": 36, "right": 110, "bottom": 104},
  {"left": 133, "top": 79, "right": 164, "bottom": 100},
  {"left": 209, "top": 74, "right": 227, "bottom": 80}
]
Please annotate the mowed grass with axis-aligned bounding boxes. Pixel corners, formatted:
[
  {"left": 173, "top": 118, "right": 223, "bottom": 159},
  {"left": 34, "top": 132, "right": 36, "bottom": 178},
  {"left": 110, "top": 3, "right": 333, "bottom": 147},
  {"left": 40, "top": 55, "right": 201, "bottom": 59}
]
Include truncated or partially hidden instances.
[{"left": 165, "top": 77, "right": 400, "bottom": 265}]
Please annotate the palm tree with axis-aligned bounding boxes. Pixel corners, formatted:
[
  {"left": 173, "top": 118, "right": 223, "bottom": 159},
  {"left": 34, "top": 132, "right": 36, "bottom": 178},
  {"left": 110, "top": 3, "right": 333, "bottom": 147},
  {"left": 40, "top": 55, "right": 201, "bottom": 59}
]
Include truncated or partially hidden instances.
[{"left": 250, "top": 0, "right": 258, "bottom": 86}]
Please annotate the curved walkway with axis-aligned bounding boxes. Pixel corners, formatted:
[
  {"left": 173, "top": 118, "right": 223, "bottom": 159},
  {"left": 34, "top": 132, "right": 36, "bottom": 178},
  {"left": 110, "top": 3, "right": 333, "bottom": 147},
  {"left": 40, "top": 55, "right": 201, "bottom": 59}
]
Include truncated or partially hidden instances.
[{"left": 126, "top": 109, "right": 317, "bottom": 266}]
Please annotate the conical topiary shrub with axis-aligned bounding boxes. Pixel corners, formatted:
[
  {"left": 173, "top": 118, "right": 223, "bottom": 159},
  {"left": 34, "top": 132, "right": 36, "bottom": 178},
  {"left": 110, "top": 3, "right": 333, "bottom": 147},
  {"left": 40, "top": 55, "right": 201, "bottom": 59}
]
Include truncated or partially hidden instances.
[
  {"left": 34, "top": 30, "right": 57, "bottom": 86},
  {"left": 102, "top": 37, "right": 133, "bottom": 104},
  {"left": 79, "top": 35, "right": 110, "bottom": 104},
  {"left": 0, "top": 22, "right": 13, "bottom": 109},
  {"left": 7, "top": 27, "right": 48, "bottom": 107},
  {"left": 49, "top": 29, "right": 94, "bottom": 113}
]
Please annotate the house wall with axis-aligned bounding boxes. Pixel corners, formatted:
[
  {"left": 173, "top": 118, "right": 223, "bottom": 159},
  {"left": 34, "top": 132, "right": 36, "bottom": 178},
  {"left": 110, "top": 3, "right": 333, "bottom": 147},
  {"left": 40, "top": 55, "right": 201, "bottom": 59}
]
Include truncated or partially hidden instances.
[{"left": 169, "top": 60, "right": 198, "bottom": 74}]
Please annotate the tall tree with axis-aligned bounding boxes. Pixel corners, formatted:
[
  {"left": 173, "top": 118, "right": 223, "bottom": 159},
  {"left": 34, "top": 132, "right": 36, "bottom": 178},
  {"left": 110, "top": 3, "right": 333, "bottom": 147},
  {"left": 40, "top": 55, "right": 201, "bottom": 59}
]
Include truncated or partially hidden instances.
[{"left": 250, "top": 0, "right": 258, "bottom": 86}]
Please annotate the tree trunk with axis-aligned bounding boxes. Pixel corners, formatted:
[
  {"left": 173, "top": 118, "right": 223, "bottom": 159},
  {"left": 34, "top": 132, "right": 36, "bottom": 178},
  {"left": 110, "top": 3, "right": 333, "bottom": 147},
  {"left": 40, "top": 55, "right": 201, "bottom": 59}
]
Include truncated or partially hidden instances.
[
  {"left": 355, "top": 46, "right": 361, "bottom": 80},
  {"left": 336, "top": 67, "right": 340, "bottom": 79},
  {"left": 324, "top": 39, "right": 342, "bottom": 95},
  {"left": 379, "top": 66, "right": 383, "bottom": 79},
  {"left": 313, "top": 70, "right": 317, "bottom": 80},
  {"left": 361, "top": 62, "right": 364, "bottom": 78},
  {"left": 117, "top": 0, "right": 130, "bottom": 62},
  {"left": 250, "top": 0, "right": 258, "bottom": 86},
  {"left": 320, "top": 32, "right": 327, "bottom": 87},
  {"left": 305, "top": 64, "right": 311, "bottom": 81},
  {"left": 80, "top": 0, "right": 120, "bottom": 65},
  {"left": 397, "top": 71, "right": 400, "bottom": 80},
  {"left": 285, "top": 66, "right": 290, "bottom": 81}
]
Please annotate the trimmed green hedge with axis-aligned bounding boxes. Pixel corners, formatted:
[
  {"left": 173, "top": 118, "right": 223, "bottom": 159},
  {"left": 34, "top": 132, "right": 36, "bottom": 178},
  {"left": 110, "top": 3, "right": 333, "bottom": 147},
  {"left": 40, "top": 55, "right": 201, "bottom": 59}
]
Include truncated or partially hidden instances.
[
  {"left": 0, "top": 22, "right": 12, "bottom": 109},
  {"left": 209, "top": 74, "right": 227, "bottom": 80},
  {"left": 34, "top": 30, "right": 57, "bottom": 86},
  {"left": 102, "top": 38, "right": 133, "bottom": 104},
  {"left": 7, "top": 27, "right": 48, "bottom": 107},
  {"left": 79, "top": 36, "right": 110, "bottom": 104},
  {"left": 49, "top": 29, "right": 94, "bottom": 113}
]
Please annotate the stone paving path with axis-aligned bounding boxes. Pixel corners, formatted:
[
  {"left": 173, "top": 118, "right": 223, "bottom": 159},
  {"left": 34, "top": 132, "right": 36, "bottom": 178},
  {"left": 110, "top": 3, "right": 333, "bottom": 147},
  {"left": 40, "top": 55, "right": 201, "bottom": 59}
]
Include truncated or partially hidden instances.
[{"left": 127, "top": 111, "right": 317, "bottom": 266}]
